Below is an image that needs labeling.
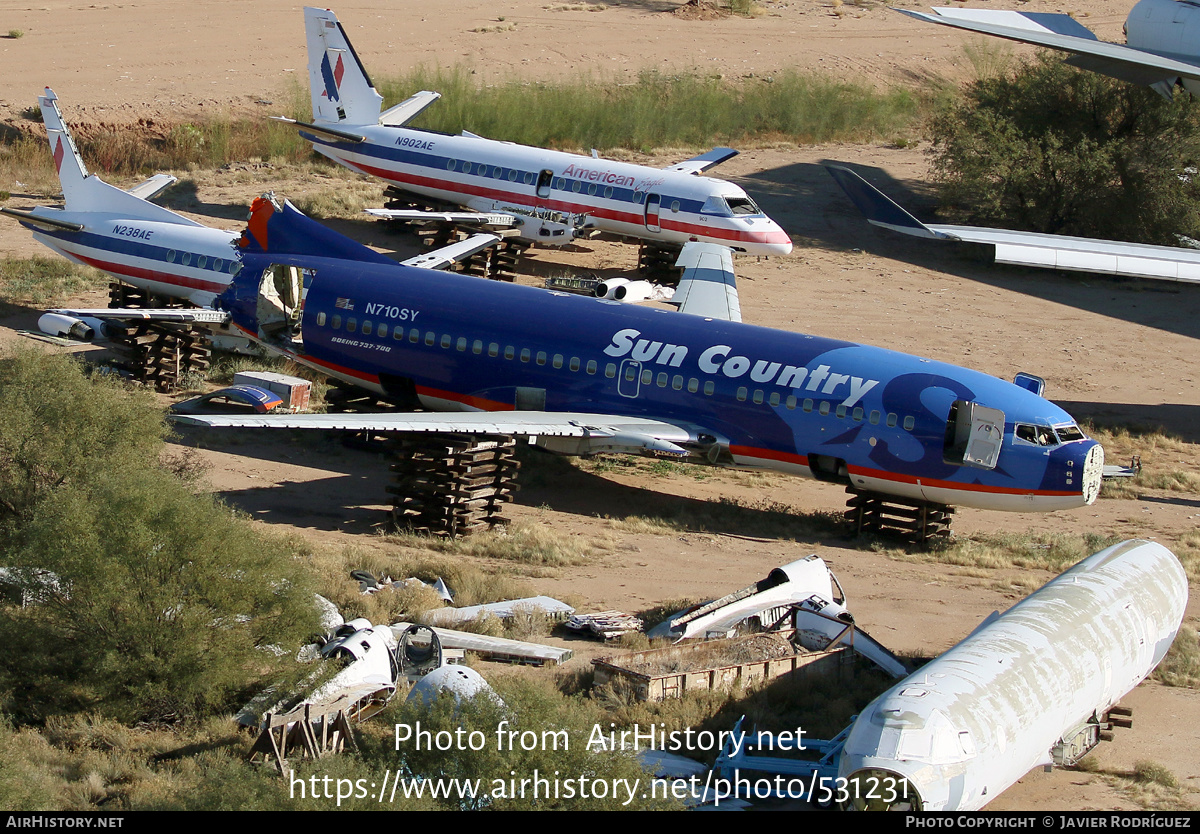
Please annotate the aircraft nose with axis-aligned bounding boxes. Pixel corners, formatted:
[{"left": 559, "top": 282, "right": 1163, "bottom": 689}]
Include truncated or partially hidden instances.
[
  {"left": 1081, "top": 441, "right": 1104, "bottom": 505},
  {"left": 754, "top": 221, "right": 793, "bottom": 255}
]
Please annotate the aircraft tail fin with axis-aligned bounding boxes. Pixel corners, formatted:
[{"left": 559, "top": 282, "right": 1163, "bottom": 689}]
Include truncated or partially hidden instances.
[
  {"left": 36, "top": 88, "right": 198, "bottom": 224},
  {"left": 824, "top": 164, "right": 948, "bottom": 240},
  {"left": 39, "top": 88, "right": 92, "bottom": 210},
  {"left": 305, "top": 6, "right": 385, "bottom": 126},
  {"left": 237, "top": 193, "right": 396, "bottom": 265}
]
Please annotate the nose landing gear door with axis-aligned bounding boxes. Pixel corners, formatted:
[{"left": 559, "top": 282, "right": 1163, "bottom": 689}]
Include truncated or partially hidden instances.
[{"left": 944, "top": 401, "right": 1005, "bottom": 470}]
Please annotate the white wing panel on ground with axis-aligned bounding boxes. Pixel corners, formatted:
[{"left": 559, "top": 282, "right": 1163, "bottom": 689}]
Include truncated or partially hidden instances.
[{"left": 825, "top": 164, "right": 1200, "bottom": 284}]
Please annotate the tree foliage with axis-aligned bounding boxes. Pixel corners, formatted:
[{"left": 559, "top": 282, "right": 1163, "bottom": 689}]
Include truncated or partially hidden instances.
[
  {"left": 0, "top": 351, "right": 320, "bottom": 724},
  {"left": 929, "top": 54, "right": 1200, "bottom": 244}
]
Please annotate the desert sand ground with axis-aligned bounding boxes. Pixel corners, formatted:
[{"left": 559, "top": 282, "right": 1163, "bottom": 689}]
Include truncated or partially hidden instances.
[{"left": 1, "top": 0, "right": 1198, "bottom": 812}]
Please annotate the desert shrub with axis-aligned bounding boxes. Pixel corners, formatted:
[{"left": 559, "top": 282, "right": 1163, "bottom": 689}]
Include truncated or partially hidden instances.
[
  {"left": 0, "top": 351, "right": 320, "bottom": 724},
  {"left": 930, "top": 53, "right": 1200, "bottom": 244}
]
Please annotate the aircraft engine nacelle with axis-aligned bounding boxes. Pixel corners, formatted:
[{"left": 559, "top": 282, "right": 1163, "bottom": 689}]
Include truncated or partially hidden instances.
[
  {"left": 595, "top": 277, "right": 630, "bottom": 299},
  {"left": 613, "top": 280, "right": 675, "bottom": 303},
  {"left": 38, "top": 312, "right": 111, "bottom": 341}
]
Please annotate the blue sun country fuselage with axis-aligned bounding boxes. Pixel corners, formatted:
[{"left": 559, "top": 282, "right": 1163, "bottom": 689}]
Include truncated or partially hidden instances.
[{"left": 217, "top": 204, "right": 1103, "bottom": 514}]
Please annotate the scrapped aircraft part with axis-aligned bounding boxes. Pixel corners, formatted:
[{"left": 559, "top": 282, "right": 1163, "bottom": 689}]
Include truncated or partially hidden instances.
[
  {"left": 649, "top": 555, "right": 842, "bottom": 640},
  {"left": 390, "top": 621, "right": 573, "bottom": 666},
  {"left": 105, "top": 282, "right": 211, "bottom": 392},
  {"left": 406, "top": 665, "right": 501, "bottom": 707},
  {"left": 171, "top": 385, "right": 283, "bottom": 414},
  {"left": 844, "top": 487, "right": 955, "bottom": 543},
  {"left": 838, "top": 539, "right": 1188, "bottom": 812},
  {"left": 638, "top": 240, "right": 685, "bottom": 284},
  {"left": 566, "top": 611, "right": 645, "bottom": 640},
  {"left": 423, "top": 595, "right": 575, "bottom": 628},
  {"left": 397, "top": 624, "right": 444, "bottom": 679},
  {"left": 415, "top": 224, "right": 525, "bottom": 282},
  {"left": 387, "top": 433, "right": 520, "bottom": 536}
]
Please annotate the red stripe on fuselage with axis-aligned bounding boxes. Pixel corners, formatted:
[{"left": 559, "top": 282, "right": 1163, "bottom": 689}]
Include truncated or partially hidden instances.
[
  {"left": 69, "top": 250, "right": 227, "bottom": 295},
  {"left": 341, "top": 155, "right": 789, "bottom": 247}
]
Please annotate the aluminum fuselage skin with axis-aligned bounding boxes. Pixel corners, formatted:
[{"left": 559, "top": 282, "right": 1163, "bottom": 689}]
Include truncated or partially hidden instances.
[{"left": 838, "top": 539, "right": 1188, "bottom": 811}]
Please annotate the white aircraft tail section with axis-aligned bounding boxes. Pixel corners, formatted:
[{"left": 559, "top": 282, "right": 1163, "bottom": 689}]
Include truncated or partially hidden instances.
[
  {"left": 37, "top": 88, "right": 198, "bottom": 225},
  {"left": 305, "top": 6, "right": 385, "bottom": 126},
  {"left": 39, "top": 88, "right": 91, "bottom": 210}
]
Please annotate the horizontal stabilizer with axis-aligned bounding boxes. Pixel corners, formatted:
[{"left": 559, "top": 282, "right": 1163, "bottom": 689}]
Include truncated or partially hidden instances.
[
  {"left": 1, "top": 207, "right": 84, "bottom": 233},
  {"left": 379, "top": 90, "right": 442, "bottom": 127},
  {"left": 273, "top": 116, "right": 367, "bottom": 144},
  {"left": 401, "top": 233, "right": 505, "bottom": 270},
  {"left": 48, "top": 307, "right": 231, "bottom": 324},
  {"left": 365, "top": 209, "right": 517, "bottom": 227},
  {"left": 897, "top": 7, "right": 1200, "bottom": 95},
  {"left": 126, "top": 173, "right": 178, "bottom": 201},
  {"left": 672, "top": 242, "right": 740, "bottom": 322},
  {"left": 663, "top": 147, "right": 739, "bottom": 175},
  {"left": 827, "top": 163, "right": 1200, "bottom": 284}
]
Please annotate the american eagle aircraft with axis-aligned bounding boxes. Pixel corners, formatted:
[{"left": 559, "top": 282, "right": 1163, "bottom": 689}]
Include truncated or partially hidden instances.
[
  {"left": 827, "top": 164, "right": 1200, "bottom": 284},
  {"left": 900, "top": 0, "right": 1200, "bottom": 98},
  {"left": 277, "top": 7, "right": 792, "bottom": 255},
  {"left": 43, "top": 194, "right": 1105, "bottom": 517},
  {"left": 4, "top": 89, "right": 505, "bottom": 342}
]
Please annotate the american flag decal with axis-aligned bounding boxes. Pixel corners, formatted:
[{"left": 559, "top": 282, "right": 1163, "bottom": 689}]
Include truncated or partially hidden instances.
[{"left": 335, "top": 297, "right": 354, "bottom": 310}]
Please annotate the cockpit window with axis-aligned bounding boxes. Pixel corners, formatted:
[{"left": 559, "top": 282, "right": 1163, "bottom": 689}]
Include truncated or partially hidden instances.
[
  {"left": 726, "top": 196, "right": 761, "bottom": 215},
  {"left": 1016, "top": 424, "right": 1058, "bottom": 447},
  {"left": 700, "top": 196, "right": 732, "bottom": 216},
  {"left": 1054, "top": 423, "right": 1086, "bottom": 442}
]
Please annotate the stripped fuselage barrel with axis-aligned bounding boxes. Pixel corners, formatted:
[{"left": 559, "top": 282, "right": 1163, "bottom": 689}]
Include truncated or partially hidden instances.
[{"left": 838, "top": 540, "right": 1188, "bottom": 811}]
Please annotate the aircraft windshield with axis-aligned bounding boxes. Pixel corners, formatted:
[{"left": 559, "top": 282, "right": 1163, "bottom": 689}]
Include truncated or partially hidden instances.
[
  {"left": 726, "top": 196, "right": 762, "bottom": 215},
  {"left": 1054, "top": 423, "right": 1086, "bottom": 443},
  {"left": 700, "top": 196, "right": 733, "bottom": 216},
  {"left": 1015, "top": 424, "right": 1059, "bottom": 447}
]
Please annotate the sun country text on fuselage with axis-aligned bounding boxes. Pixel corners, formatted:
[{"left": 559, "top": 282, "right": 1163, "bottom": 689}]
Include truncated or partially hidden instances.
[
  {"left": 219, "top": 202, "right": 1103, "bottom": 514},
  {"left": 298, "top": 6, "right": 792, "bottom": 255}
]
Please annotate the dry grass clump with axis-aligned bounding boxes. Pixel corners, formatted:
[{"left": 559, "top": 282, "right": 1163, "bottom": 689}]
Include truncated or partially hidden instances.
[
  {"left": 289, "top": 180, "right": 385, "bottom": 219},
  {"left": 0, "top": 256, "right": 108, "bottom": 308},
  {"left": 880, "top": 530, "right": 1123, "bottom": 573},
  {"left": 544, "top": 2, "right": 607, "bottom": 10},
  {"left": 388, "top": 521, "right": 615, "bottom": 569},
  {"left": 1153, "top": 623, "right": 1200, "bottom": 688},
  {"left": 1087, "top": 423, "right": 1200, "bottom": 498}
]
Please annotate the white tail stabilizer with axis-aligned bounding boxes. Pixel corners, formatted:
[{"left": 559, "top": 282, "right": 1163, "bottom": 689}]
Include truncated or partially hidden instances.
[
  {"left": 305, "top": 6, "right": 385, "bottom": 126},
  {"left": 38, "top": 88, "right": 199, "bottom": 225}
]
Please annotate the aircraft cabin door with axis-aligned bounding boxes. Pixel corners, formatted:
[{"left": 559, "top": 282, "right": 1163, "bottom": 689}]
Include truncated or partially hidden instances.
[
  {"left": 617, "top": 359, "right": 642, "bottom": 398},
  {"left": 536, "top": 169, "right": 554, "bottom": 200},
  {"left": 644, "top": 193, "right": 662, "bottom": 232}
]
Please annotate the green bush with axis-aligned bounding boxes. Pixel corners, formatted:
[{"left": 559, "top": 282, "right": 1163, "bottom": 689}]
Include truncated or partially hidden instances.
[
  {"left": 0, "top": 351, "right": 320, "bottom": 724},
  {"left": 929, "top": 53, "right": 1200, "bottom": 244}
]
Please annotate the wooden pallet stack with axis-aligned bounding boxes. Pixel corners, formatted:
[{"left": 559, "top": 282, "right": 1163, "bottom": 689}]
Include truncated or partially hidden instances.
[
  {"left": 844, "top": 487, "right": 955, "bottom": 544},
  {"left": 387, "top": 433, "right": 521, "bottom": 536},
  {"left": 637, "top": 240, "right": 684, "bottom": 284},
  {"left": 105, "top": 282, "right": 210, "bottom": 392}
]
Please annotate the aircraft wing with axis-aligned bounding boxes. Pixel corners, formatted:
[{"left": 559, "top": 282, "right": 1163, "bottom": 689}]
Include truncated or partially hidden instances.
[
  {"left": 671, "top": 242, "right": 741, "bottom": 322},
  {"left": 662, "top": 147, "right": 739, "bottom": 175},
  {"left": 125, "top": 174, "right": 178, "bottom": 201},
  {"left": 826, "top": 164, "right": 1200, "bottom": 284},
  {"left": 897, "top": 7, "right": 1200, "bottom": 95},
  {"left": 172, "top": 410, "right": 702, "bottom": 456}
]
